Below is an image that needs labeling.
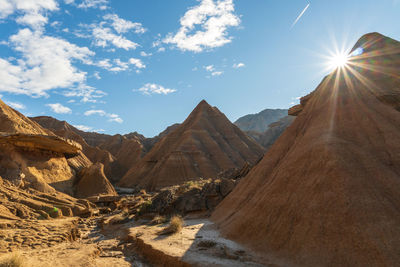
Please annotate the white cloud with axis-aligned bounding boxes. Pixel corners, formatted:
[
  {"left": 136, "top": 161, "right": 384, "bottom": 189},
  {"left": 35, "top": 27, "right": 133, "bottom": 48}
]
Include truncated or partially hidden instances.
[
  {"left": 211, "top": 71, "right": 223, "bottom": 76},
  {"left": 0, "top": 0, "right": 58, "bottom": 28},
  {"left": 84, "top": 109, "right": 123, "bottom": 123},
  {"left": 5, "top": 100, "right": 25, "bottom": 110},
  {"left": 140, "top": 51, "right": 152, "bottom": 57},
  {"left": 137, "top": 83, "right": 176, "bottom": 95},
  {"left": 93, "top": 71, "right": 101, "bottom": 79},
  {"left": 233, "top": 62, "right": 245, "bottom": 68},
  {"left": 84, "top": 109, "right": 105, "bottom": 116},
  {"left": 103, "top": 14, "right": 146, "bottom": 34},
  {"left": 204, "top": 65, "right": 215, "bottom": 72},
  {"left": 204, "top": 64, "right": 223, "bottom": 76},
  {"left": 73, "top": 124, "right": 92, "bottom": 131},
  {"left": 15, "top": 12, "right": 48, "bottom": 29},
  {"left": 91, "top": 26, "right": 139, "bottom": 50},
  {"left": 0, "top": 29, "right": 95, "bottom": 99},
  {"left": 0, "top": 0, "right": 14, "bottom": 19},
  {"left": 77, "top": 0, "right": 108, "bottom": 10},
  {"left": 129, "top": 58, "right": 145, "bottom": 69},
  {"left": 46, "top": 103, "right": 72, "bottom": 114},
  {"left": 93, "top": 58, "right": 145, "bottom": 72},
  {"left": 163, "top": 0, "right": 240, "bottom": 52},
  {"left": 79, "top": 14, "right": 145, "bottom": 51},
  {"left": 63, "top": 84, "right": 106, "bottom": 103},
  {"left": 107, "top": 113, "right": 123, "bottom": 123}
]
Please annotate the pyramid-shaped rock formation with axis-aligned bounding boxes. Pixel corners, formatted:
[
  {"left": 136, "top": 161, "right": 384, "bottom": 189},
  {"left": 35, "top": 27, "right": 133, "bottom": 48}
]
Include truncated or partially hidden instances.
[
  {"left": 119, "top": 100, "right": 265, "bottom": 191},
  {"left": 212, "top": 32, "right": 400, "bottom": 266}
]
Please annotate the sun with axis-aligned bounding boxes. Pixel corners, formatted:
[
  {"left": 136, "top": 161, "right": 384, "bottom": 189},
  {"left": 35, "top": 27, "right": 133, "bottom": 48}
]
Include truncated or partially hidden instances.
[{"left": 329, "top": 53, "right": 349, "bottom": 69}]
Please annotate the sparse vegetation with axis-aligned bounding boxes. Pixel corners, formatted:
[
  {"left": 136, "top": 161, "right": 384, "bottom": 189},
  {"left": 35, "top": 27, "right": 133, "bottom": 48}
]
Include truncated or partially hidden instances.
[
  {"left": 149, "top": 215, "right": 167, "bottom": 225},
  {"left": 137, "top": 199, "right": 152, "bottom": 215},
  {"left": 158, "top": 215, "right": 184, "bottom": 235},
  {"left": 0, "top": 253, "right": 25, "bottom": 267}
]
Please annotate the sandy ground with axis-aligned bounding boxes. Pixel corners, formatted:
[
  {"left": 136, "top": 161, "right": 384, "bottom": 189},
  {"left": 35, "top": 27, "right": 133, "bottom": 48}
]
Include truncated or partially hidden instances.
[
  {"left": 0, "top": 217, "right": 148, "bottom": 267},
  {"left": 1, "top": 216, "right": 270, "bottom": 266},
  {"left": 128, "top": 218, "right": 267, "bottom": 266}
]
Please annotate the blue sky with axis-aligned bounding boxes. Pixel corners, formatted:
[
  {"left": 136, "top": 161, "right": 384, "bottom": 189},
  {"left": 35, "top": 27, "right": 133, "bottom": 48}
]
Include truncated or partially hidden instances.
[{"left": 0, "top": 0, "right": 399, "bottom": 136}]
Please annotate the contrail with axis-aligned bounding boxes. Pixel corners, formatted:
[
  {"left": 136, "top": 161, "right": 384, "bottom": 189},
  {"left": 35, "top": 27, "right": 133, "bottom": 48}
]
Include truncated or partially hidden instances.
[{"left": 291, "top": 3, "right": 310, "bottom": 28}]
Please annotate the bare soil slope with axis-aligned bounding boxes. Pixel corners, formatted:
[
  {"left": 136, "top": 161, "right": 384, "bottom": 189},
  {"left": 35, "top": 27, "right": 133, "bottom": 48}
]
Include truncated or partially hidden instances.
[
  {"left": 119, "top": 100, "right": 265, "bottom": 191},
  {"left": 212, "top": 32, "right": 400, "bottom": 267}
]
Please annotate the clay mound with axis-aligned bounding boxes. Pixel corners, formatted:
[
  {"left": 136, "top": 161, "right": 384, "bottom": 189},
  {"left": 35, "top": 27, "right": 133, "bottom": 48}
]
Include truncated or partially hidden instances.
[
  {"left": 0, "top": 176, "right": 93, "bottom": 219},
  {"left": 212, "top": 32, "right": 400, "bottom": 266},
  {"left": 75, "top": 163, "right": 117, "bottom": 199},
  {"left": 32, "top": 116, "right": 143, "bottom": 182},
  {"left": 119, "top": 100, "right": 265, "bottom": 191}
]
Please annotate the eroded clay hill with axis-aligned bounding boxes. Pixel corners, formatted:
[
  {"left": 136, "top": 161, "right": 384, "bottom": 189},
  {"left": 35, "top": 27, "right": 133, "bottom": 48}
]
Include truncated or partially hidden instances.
[
  {"left": 32, "top": 116, "right": 143, "bottom": 182},
  {"left": 0, "top": 99, "right": 90, "bottom": 195},
  {"left": 119, "top": 100, "right": 265, "bottom": 191},
  {"left": 212, "top": 32, "right": 400, "bottom": 266}
]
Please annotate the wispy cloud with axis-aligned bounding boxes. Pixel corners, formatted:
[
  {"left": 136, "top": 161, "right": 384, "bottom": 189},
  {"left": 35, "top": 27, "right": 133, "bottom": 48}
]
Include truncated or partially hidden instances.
[
  {"left": 78, "top": 14, "right": 144, "bottom": 51},
  {"left": 84, "top": 109, "right": 123, "bottom": 123},
  {"left": 163, "top": 0, "right": 240, "bottom": 52},
  {"left": 291, "top": 3, "right": 310, "bottom": 29},
  {"left": 103, "top": 14, "right": 146, "bottom": 34},
  {"left": 93, "top": 57, "right": 145, "bottom": 72},
  {"left": 136, "top": 83, "right": 176, "bottom": 95},
  {"left": 204, "top": 64, "right": 223, "bottom": 77},
  {"left": 233, "top": 62, "right": 245, "bottom": 68},
  {"left": 73, "top": 124, "right": 93, "bottom": 131},
  {"left": 76, "top": 0, "right": 109, "bottom": 10},
  {"left": 47, "top": 103, "right": 72, "bottom": 114},
  {"left": 5, "top": 101, "right": 25, "bottom": 110}
]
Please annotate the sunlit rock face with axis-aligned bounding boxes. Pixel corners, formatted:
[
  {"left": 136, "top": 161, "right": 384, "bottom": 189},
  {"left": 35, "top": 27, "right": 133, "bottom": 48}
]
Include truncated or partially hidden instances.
[
  {"left": 0, "top": 99, "right": 84, "bottom": 195},
  {"left": 75, "top": 163, "right": 117, "bottom": 199},
  {"left": 212, "top": 32, "right": 400, "bottom": 267},
  {"left": 119, "top": 100, "right": 265, "bottom": 191},
  {"left": 31, "top": 116, "right": 143, "bottom": 183}
]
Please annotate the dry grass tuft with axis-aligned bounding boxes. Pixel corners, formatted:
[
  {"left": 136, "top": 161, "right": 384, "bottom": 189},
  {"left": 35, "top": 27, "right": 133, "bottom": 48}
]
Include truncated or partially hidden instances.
[
  {"left": 149, "top": 215, "right": 167, "bottom": 225},
  {"left": 0, "top": 253, "right": 25, "bottom": 267},
  {"left": 158, "top": 215, "right": 184, "bottom": 235}
]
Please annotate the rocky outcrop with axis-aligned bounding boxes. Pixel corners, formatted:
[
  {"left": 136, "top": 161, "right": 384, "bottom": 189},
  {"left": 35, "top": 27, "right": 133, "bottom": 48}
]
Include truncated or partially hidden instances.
[
  {"left": 235, "top": 108, "right": 288, "bottom": 133},
  {"left": 140, "top": 179, "right": 237, "bottom": 216},
  {"left": 212, "top": 33, "right": 400, "bottom": 266},
  {"left": 0, "top": 177, "right": 94, "bottom": 219},
  {"left": 75, "top": 163, "right": 117, "bottom": 199},
  {"left": 246, "top": 116, "right": 295, "bottom": 150},
  {"left": 0, "top": 133, "right": 81, "bottom": 155},
  {"left": 0, "top": 101, "right": 86, "bottom": 195},
  {"left": 119, "top": 100, "right": 265, "bottom": 191}
]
